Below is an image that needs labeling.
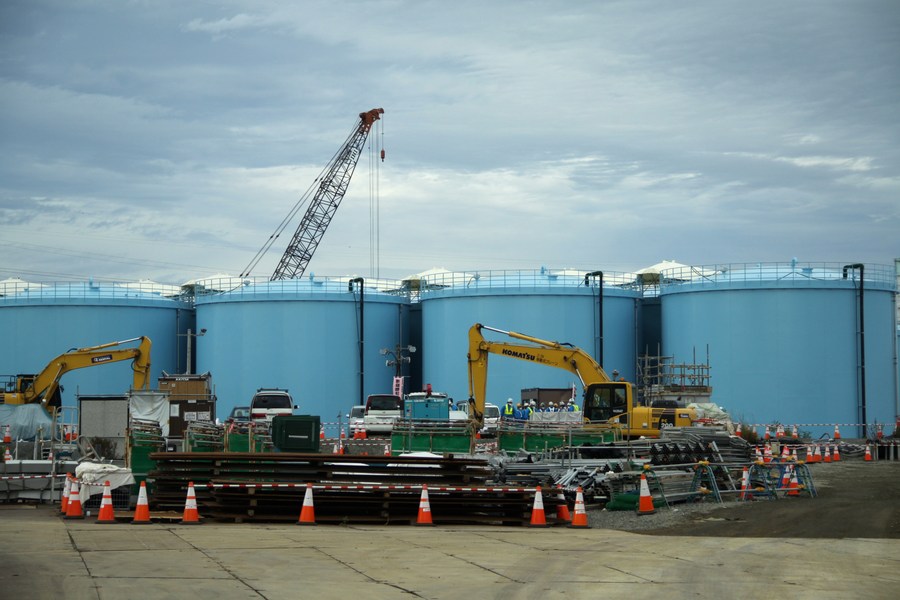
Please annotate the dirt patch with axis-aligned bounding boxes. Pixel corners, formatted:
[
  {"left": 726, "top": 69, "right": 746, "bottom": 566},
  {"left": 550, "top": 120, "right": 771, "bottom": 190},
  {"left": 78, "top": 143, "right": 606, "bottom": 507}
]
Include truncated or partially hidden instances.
[{"left": 632, "top": 460, "right": 900, "bottom": 538}]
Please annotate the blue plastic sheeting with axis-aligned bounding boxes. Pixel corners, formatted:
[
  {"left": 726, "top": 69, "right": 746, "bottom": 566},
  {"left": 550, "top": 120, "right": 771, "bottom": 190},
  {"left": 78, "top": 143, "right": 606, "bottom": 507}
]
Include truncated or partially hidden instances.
[{"left": 0, "top": 404, "right": 53, "bottom": 441}]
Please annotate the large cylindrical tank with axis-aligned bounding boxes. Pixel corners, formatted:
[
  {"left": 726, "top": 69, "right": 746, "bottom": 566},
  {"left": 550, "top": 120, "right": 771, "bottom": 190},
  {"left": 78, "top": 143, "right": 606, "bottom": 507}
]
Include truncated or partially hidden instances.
[
  {"left": 417, "top": 269, "right": 641, "bottom": 405},
  {"left": 194, "top": 276, "right": 410, "bottom": 420},
  {"left": 660, "top": 262, "right": 898, "bottom": 437},
  {"left": 0, "top": 280, "right": 188, "bottom": 407}
]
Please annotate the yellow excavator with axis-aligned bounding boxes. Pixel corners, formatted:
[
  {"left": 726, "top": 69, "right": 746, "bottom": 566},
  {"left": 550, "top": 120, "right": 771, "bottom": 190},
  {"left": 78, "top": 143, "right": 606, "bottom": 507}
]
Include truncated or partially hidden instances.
[
  {"left": 466, "top": 324, "right": 695, "bottom": 438},
  {"left": 0, "top": 336, "right": 152, "bottom": 409}
]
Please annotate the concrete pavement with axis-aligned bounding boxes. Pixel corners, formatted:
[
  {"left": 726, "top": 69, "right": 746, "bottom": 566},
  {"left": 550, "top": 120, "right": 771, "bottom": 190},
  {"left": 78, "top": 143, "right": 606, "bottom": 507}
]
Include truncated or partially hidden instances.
[{"left": 1, "top": 504, "right": 898, "bottom": 599}]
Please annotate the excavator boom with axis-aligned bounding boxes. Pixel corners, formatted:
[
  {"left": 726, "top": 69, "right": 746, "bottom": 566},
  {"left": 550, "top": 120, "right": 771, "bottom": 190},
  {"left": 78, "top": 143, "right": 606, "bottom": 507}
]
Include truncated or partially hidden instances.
[
  {"left": 1, "top": 336, "right": 152, "bottom": 407},
  {"left": 466, "top": 323, "right": 695, "bottom": 438}
]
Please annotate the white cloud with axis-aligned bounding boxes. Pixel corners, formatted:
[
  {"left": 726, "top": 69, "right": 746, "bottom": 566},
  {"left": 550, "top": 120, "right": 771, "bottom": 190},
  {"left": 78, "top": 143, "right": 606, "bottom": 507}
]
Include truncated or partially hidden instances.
[{"left": 724, "top": 152, "right": 876, "bottom": 173}]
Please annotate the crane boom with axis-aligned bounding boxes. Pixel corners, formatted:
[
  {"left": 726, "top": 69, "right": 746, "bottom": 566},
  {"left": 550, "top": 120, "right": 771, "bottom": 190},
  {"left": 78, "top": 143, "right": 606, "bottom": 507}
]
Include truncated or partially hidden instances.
[{"left": 271, "top": 108, "right": 384, "bottom": 281}]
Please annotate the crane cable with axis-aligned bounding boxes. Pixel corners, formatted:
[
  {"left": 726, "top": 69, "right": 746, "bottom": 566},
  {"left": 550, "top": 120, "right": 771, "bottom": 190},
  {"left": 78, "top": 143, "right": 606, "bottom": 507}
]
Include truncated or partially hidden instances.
[
  {"left": 240, "top": 121, "right": 362, "bottom": 278},
  {"left": 368, "top": 115, "right": 384, "bottom": 278}
]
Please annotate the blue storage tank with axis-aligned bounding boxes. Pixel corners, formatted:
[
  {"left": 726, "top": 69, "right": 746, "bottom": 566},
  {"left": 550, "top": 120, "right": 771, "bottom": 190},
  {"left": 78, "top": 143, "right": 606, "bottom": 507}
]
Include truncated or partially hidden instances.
[
  {"left": 659, "top": 262, "right": 898, "bottom": 437},
  {"left": 416, "top": 269, "right": 641, "bottom": 405},
  {"left": 0, "top": 279, "right": 189, "bottom": 408},
  {"left": 194, "top": 276, "right": 410, "bottom": 422}
]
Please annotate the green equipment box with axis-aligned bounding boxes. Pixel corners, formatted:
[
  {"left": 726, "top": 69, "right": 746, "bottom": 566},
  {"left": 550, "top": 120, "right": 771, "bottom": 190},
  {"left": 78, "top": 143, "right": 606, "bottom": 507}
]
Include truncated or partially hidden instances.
[{"left": 271, "top": 415, "right": 321, "bottom": 452}]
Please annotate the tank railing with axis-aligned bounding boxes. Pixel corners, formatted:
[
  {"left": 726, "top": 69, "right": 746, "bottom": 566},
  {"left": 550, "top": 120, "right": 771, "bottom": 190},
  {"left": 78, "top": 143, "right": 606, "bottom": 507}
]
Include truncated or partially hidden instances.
[
  {"left": 4, "top": 262, "right": 893, "bottom": 303},
  {"left": 0, "top": 280, "right": 190, "bottom": 303},
  {"left": 658, "top": 262, "right": 896, "bottom": 291},
  {"left": 418, "top": 268, "right": 643, "bottom": 293}
]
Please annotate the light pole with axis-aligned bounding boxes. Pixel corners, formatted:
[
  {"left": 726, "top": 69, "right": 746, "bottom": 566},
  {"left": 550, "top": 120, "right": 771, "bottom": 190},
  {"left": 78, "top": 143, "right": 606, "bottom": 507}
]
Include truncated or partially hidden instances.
[
  {"left": 179, "top": 328, "right": 206, "bottom": 374},
  {"left": 380, "top": 345, "right": 416, "bottom": 378}
]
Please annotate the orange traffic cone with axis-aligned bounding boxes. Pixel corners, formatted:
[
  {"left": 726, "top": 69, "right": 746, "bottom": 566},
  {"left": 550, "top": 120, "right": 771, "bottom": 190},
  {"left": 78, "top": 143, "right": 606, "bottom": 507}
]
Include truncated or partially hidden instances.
[
  {"left": 383, "top": 443, "right": 391, "bottom": 456},
  {"left": 319, "top": 425, "right": 325, "bottom": 440},
  {"left": 823, "top": 445, "right": 832, "bottom": 463},
  {"left": 3, "top": 424, "right": 10, "bottom": 444},
  {"left": 791, "top": 425, "right": 799, "bottom": 439},
  {"left": 763, "top": 445, "right": 773, "bottom": 464},
  {"left": 781, "top": 444, "right": 790, "bottom": 459},
  {"left": 833, "top": 424, "right": 841, "bottom": 440},
  {"left": 415, "top": 485, "right": 434, "bottom": 526},
  {"left": 180, "top": 482, "right": 201, "bottom": 524},
  {"left": 528, "top": 486, "right": 548, "bottom": 527},
  {"left": 297, "top": 483, "right": 316, "bottom": 526},
  {"left": 754, "top": 447, "right": 763, "bottom": 462},
  {"left": 636, "top": 473, "right": 656, "bottom": 515},
  {"left": 65, "top": 479, "right": 85, "bottom": 520},
  {"left": 96, "top": 481, "right": 117, "bottom": 524},
  {"left": 568, "top": 487, "right": 589, "bottom": 528},
  {"left": 3, "top": 447, "right": 12, "bottom": 462},
  {"left": 833, "top": 445, "right": 841, "bottom": 462},
  {"left": 779, "top": 465, "right": 792, "bottom": 489},
  {"left": 554, "top": 486, "right": 571, "bottom": 522},
  {"left": 787, "top": 467, "right": 801, "bottom": 497},
  {"left": 865, "top": 444, "right": 873, "bottom": 462},
  {"left": 132, "top": 481, "right": 151, "bottom": 524},
  {"left": 735, "top": 422, "right": 742, "bottom": 435},
  {"left": 739, "top": 466, "right": 751, "bottom": 501},
  {"left": 764, "top": 425, "right": 771, "bottom": 440},
  {"left": 60, "top": 475, "right": 71, "bottom": 515},
  {"left": 812, "top": 445, "right": 822, "bottom": 463}
]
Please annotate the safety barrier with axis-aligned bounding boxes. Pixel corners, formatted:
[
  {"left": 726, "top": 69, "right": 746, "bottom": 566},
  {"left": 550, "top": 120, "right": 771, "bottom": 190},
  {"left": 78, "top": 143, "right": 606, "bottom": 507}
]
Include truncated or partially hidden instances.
[
  {"left": 0, "top": 473, "right": 67, "bottom": 481},
  {"left": 207, "top": 482, "right": 537, "bottom": 493}
]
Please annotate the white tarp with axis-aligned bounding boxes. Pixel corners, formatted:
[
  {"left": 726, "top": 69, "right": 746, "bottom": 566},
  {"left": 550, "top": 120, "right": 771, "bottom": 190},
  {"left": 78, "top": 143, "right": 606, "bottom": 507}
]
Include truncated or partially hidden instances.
[
  {"left": 688, "top": 403, "right": 729, "bottom": 421},
  {"left": 75, "top": 462, "right": 135, "bottom": 501},
  {"left": 128, "top": 390, "right": 170, "bottom": 437}
]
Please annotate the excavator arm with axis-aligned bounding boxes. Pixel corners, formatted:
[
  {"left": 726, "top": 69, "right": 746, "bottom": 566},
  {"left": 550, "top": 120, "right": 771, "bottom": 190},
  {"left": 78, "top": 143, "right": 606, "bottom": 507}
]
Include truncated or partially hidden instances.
[
  {"left": 467, "top": 323, "right": 614, "bottom": 422},
  {"left": 466, "top": 323, "right": 695, "bottom": 438},
  {"left": 5, "top": 336, "right": 152, "bottom": 406}
]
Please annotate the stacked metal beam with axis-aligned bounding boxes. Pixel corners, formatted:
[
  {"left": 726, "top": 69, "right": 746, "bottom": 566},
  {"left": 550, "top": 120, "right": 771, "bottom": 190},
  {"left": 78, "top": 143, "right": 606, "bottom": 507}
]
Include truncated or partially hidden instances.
[{"left": 148, "top": 452, "right": 562, "bottom": 525}]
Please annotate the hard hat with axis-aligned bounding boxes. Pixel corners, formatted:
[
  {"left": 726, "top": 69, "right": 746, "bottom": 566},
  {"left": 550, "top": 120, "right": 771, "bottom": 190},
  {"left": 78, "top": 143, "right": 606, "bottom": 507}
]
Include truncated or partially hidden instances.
[{"left": 507, "top": 398, "right": 513, "bottom": 403}]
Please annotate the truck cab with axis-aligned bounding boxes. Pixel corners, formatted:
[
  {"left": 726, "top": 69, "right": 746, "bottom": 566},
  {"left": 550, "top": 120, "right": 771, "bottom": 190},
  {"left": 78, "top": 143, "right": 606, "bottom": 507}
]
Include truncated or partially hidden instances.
[{"left": 363, "top": 394, "right": 404, "bottom": 434}]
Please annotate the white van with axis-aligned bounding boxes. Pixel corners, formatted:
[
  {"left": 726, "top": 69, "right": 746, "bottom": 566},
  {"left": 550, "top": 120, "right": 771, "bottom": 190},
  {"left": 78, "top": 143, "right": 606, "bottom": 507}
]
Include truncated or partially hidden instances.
[
  {"left": 363, "top": 394, "right": 404, "bottom": 434},
  {"left": 482, "top": 403, "right": 501, "bottom": 437},
  {"left": 249, "top": 388, "right": 297, "bottom": 423}
]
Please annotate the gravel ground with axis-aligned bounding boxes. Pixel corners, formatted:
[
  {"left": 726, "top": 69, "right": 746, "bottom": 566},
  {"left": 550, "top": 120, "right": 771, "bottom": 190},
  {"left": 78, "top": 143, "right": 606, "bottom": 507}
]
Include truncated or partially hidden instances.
[
  {"left": 585, "top": 456, "right": 900, "bottom": 538},
  {"left": 586, "top": 493, "right": 732, "bottom": 532}
]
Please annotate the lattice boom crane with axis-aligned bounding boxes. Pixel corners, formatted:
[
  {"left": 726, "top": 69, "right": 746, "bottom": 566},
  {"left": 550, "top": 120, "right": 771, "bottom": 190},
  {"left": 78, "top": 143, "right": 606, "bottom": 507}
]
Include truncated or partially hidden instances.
[{"left": 271, "top": 107, "right": 384, "bottom": 281}]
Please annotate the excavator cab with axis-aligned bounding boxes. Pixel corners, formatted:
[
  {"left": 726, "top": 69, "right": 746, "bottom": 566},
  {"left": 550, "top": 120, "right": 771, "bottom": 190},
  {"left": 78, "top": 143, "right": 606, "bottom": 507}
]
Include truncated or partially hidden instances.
[{"left": 583, "top": 383, "right": 630, "bottom": 423}]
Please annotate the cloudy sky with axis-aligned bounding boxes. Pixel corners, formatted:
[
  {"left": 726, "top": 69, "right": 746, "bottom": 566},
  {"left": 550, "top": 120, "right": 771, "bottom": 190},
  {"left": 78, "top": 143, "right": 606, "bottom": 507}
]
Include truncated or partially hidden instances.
[{"left": 2, "top": 1, "right": 898, "bottom": 285}]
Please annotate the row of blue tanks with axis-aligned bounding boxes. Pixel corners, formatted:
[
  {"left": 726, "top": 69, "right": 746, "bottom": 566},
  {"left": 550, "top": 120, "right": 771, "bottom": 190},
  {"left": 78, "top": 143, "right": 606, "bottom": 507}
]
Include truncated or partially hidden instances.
[{"left": 1, "top": 262, "right": 897, "bottom": 438}]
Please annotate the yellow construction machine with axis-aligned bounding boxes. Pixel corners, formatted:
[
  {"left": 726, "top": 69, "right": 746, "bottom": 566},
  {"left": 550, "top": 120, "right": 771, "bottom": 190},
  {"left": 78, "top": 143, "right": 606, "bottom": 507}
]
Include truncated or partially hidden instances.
[
  {"left": 0, "top": 336, "right": 152, "bottom": 409},
  {"left": 466, "top": 324, "right": 695, "bottom": 438}
]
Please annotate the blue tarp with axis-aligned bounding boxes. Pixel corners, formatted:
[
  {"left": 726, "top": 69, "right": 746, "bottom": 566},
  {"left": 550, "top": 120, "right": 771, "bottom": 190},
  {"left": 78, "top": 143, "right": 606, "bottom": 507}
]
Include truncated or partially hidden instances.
[{"left": 0, "top": 404, "right": 53, "bottom": 441}]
